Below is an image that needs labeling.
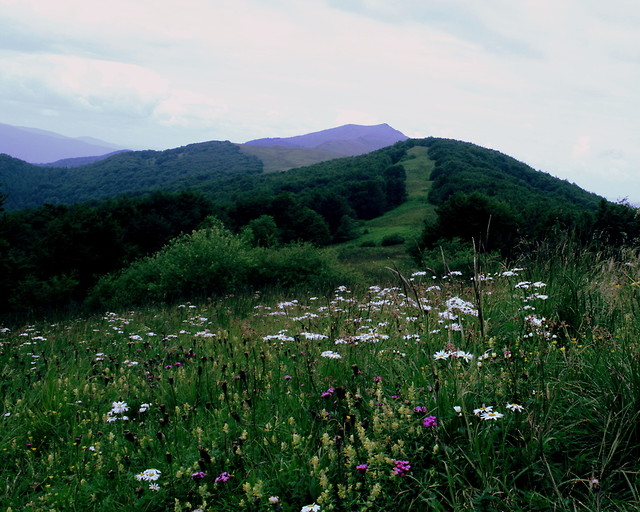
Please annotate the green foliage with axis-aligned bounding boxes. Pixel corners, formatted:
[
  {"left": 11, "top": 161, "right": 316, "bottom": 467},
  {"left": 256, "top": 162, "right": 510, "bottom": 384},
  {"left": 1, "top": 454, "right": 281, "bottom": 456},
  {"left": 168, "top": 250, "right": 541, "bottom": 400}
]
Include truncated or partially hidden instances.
[
  {"left": 242, "top": 214, "right": 281, "bottom": 247},
  {"left": 0, "top": 191, "right": 216, "bottom": 319},
  {"left": 0, "top": 142, "right": 263, "bottom": 210},
  {"left": 424, "top": 138, "right": 601, "bottom": 210},
  {"left": 333, "top": 215, "right": 359, "bottom": 243},
  {"left": 87, "top": 220, "right": 351, "bottom": 309},
  {"left": 382, "top": 164, "right": 408, "bottom": 207},
  {"left": 410, "top": 138, "right": 640, "bottom": 262},
  {"left": 219, "top": 145, "right": 411, "bottom": 242},
  {"left": 419, "top": 191, "right": 521, "bottom": 256},
  {"left": 6, "top": 134, "right": 639, "bottom": 325},
  {"left": 380, "top": 233, "right": 405, "bottom": 246}
]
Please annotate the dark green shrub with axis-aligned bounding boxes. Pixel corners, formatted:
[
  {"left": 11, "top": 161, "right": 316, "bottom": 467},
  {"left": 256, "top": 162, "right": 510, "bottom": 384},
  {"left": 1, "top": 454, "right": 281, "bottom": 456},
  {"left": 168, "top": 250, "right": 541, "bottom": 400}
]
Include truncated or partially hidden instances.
[
  {"left": 250, "top": 244, "right": 351, "bottom": 292},
  {"left": 87, "top": 220, "right": 351, "bottom": 309},
  {"left": 380, "top": 233, "right": 405, "bottom": 246}
]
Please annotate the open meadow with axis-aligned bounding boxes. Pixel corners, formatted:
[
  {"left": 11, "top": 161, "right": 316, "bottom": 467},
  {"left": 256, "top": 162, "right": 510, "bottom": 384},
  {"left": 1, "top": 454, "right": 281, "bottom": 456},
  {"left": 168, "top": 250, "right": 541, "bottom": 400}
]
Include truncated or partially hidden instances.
[{"left": 2, "top": 245, "right": 640, "bottom": 511}]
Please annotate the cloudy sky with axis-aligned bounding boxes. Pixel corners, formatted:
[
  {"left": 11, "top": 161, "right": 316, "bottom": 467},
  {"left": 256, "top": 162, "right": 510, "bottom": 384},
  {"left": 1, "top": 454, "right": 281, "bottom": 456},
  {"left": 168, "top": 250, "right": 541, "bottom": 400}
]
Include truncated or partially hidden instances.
[{"left": 1, "top": 0, "right": 639, "bottom": 203}]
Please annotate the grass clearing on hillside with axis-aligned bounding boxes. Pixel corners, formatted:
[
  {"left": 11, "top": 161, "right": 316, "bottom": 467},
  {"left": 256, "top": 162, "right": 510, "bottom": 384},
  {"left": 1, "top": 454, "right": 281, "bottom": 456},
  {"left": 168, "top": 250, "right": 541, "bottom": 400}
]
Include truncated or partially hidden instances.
[
  {"left": 337, "top": 146, "right": 436, "bottom": 277},
  {"left": 3, "top": 247, "right": 640, "bottom": 511}
]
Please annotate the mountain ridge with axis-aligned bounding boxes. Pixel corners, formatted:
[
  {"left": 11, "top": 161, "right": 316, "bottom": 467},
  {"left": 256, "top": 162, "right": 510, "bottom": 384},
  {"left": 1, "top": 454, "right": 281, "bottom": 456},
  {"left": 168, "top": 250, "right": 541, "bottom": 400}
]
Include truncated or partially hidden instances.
[
  {"left": 0, "top": 122, "right": 127, "bottom": 164},
  {"left": 244, "top": 123, "right": 408, "bottom": 156}
]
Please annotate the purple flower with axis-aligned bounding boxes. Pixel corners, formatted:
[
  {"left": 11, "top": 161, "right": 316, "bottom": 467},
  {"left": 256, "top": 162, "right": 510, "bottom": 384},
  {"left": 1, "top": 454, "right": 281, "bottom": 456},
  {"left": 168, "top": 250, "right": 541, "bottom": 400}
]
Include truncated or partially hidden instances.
[
  {"left": 284, "top": 375, "right": 292, "bottom": 380},
  {"left": 215, "top": 471, "right": 232, "bottom": 483},
  {"left": 191, "top": 471, "right": 207, "bottom": 481},
  {"left": 414, "top": 406, "right": 428, "bottom": 414},
  {"left": 320, "top": 387, "right": 335, "bottom": 398},
  {"left": 393, "top": 460, "right": 411, "bottom": 476},
  {"left": 373, "top": 376, "right": 382, "bottom": 382},
  {"left": 356, "top": 464, "right": 369, "bottom": 474},
  {"left": 174, "top": 362, "right": 183, "bottom": 367},
  {"left": 423, "top": 415, "right": 438, "bottom": 428},
  {"left": 164, "top": 365, "right": 173, "bottom": 369}
]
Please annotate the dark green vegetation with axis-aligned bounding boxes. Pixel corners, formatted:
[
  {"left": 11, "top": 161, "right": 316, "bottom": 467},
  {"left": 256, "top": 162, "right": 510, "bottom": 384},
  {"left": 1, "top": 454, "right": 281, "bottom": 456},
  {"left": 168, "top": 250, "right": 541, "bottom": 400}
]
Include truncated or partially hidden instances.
[
  {"left": 0, "top": 141, "right": 263, "bottom": 210},
  {"left": 0, "top": 137, "right": 638, "bottom": 322}
]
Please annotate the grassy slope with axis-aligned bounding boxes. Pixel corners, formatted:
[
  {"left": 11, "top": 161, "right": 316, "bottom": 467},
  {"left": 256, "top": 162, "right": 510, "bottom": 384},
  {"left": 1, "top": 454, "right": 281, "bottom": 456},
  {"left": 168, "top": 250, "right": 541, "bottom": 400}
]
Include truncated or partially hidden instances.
[
  {"left": 335, "top": 145, "right": 436, "bottom": 280},
  {"left": 237, "top": 144, "right": 343, "bottom": 173}
]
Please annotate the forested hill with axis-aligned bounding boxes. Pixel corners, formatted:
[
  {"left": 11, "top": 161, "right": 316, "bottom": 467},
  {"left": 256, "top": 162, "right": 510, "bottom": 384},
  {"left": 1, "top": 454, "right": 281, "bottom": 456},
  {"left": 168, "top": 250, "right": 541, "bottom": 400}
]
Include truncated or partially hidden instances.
[
  {"left": 406, "top": 138, "right": 616, "bottom": 257},
  {"left": 0, "top": 140, "right": 263, "bottom": 210},
  {"left": 2, "top": 135, "right": 638, "bottom": 320},
  {"left": 418, "top": 138, "right": 601, "bottom": 209}
]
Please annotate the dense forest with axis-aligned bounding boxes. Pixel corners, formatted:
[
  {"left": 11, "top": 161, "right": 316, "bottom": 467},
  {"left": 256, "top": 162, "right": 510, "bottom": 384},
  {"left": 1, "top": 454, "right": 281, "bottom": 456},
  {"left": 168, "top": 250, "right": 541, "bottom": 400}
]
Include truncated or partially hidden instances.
[
  {"left": 0, "top": 141, "right": 263, "bottom": 210},
  {"left": 0, "top": 137, "right": 638, "bottom": 320}
]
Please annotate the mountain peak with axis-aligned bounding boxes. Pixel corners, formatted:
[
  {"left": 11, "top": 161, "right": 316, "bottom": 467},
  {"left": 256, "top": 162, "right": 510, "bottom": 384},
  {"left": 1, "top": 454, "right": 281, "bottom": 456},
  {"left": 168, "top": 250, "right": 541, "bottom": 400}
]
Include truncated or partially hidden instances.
[{"left": 244, "top": 123, "right": 408, "bottom": 157}]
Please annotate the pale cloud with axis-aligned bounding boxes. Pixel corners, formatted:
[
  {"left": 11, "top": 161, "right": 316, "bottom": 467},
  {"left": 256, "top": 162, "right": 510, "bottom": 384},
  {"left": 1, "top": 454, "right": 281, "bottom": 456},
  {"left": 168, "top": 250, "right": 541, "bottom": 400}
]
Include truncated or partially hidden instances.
[{"left": 572, "top": 136, "right": 592, "bottom": 159}]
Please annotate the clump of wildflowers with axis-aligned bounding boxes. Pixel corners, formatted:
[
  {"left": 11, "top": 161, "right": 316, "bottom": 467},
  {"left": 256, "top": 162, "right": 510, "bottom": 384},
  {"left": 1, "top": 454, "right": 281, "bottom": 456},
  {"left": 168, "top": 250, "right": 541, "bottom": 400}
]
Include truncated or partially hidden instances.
[
  {"left": 393, "top": 460, "right": 411, "bottom": 476},
  {"left": 480, "top": 409, "right": 504, "bottom": 421},
  {"left": 106, "top": 401, "right": 130, "bottom": 422},
  {"left": 423, "top": 415, "right": 438, "bottom": 428},
  {"left": 111, "top": 401, "right": 128, "bottom": 414},
  {"left": 356, "top": 463, "right": 369, "bottom": 474},
  {"left": 320, "top": 387, "right": 335, "bottom": 398},
  {"left": 215, "top": 471, "right": 232, "bottom": 483},
  {"left": 320, "top": 350, "right": 342, "bottom": 359},
  {"left": 135, "top": 468, "right": 161, "bottom": 482}
]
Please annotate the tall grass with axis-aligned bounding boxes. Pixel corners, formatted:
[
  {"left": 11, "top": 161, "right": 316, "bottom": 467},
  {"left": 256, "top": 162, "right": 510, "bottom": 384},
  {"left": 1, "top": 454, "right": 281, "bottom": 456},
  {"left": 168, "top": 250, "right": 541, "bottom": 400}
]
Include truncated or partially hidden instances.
[{"left": 1, "top": 243, "right": 640, "bottom": 511}]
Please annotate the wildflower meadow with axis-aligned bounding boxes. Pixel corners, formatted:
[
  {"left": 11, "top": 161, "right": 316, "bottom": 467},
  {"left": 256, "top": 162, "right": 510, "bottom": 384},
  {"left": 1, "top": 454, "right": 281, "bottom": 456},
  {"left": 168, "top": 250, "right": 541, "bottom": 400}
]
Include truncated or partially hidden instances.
[{"left": 2, "top": 247, "right": 640, "bottom": 511}]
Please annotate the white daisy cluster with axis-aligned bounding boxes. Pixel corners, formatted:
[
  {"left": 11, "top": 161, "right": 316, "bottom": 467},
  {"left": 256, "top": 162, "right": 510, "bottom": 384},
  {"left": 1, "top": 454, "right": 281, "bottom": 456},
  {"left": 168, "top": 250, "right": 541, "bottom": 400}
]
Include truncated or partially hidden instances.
[
  {"left": 106, "top": 401, "right": 151, "bottom": 422},
  {"left": 471, "top": 403, "right": 524, "bottom": 420},
  {"left": 300, "top": 332, "right": 328, "bottom": 341},
  {"left": 135, "top": 468, "right": 161, "bottom": 481},
  {"left": 433, "top": 349, "right": 475, "bottom": 362},
  {"left": 134, "top": 468, "right": 162, "bottom": 491},
  {"left": 262, "top": 331, "right": 295, "bottom": 342},
  {"left": 320, "top": 350, "right": 342, "bottom": 359},
  {"left": 334, "top": 328, "right": 389, "bottom": 345},
  {"left": 107, "top": 400, "right": 129, "bottom": 422}
]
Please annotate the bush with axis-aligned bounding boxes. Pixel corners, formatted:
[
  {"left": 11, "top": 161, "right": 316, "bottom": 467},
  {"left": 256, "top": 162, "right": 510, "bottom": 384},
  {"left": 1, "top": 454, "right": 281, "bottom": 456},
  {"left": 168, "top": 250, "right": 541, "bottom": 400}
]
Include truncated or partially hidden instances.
[
  {"left": 87, "top": 220, "right": 351, "bottom": 309},
  {"left": 380, "top": 233, "right": 405, "bottom": 246},
  {"left": 251, "top": 244, "right": 351, "bottom": 292}
]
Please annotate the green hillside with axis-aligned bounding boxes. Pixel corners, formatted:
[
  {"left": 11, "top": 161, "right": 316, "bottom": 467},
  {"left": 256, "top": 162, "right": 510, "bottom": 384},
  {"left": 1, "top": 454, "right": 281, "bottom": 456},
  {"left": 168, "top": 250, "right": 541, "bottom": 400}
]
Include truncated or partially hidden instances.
[
  {"left": 1, "top": 136, "right": 638, "bottom": 320},
  {"left": 0, "top": 141, "right": 263, "bottom": 210},
  {"left": 237, "top": 144, "right": 342, "bottom": 172}
]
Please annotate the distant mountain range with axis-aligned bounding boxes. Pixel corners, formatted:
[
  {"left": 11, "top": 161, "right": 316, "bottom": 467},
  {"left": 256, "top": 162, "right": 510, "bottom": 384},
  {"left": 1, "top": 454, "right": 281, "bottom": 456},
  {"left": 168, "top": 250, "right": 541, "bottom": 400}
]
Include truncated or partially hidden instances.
[
  {"left": 0, "top": 122, "right": 127, "bottom": 164},
  {"left": 0, "top": 122, "right": 407, "bottom": 170}
]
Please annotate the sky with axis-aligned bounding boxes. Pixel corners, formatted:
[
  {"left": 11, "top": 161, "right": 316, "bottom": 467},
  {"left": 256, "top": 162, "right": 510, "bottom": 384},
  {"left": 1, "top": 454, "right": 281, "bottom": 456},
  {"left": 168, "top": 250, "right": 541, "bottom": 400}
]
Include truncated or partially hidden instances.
[{"left": 1, "top": 0, "right": 639, "bottom": 204}]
